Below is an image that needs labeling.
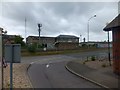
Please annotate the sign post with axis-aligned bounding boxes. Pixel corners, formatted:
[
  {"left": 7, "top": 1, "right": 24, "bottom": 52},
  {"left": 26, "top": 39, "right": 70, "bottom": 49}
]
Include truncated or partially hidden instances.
[
  {"left": 4, "top": 44, "right": 21, "bottom": 90},
  {"left": 10, "top": 60, "right": 13, "bottom": 90}
]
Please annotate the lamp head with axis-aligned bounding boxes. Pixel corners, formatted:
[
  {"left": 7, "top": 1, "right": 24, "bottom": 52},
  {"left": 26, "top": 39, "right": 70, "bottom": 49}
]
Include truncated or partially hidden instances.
[
  {"left": 4, "top": 30, "right": 7, "bottom": 34},
  {"left": 94, "top": 15, "right": 96, "bottom": 17},
  {"left": 38, "top": 23, "right": 42, "bottom": 28},
  {"left": 0, "top": 27, "right": 3, "bottom": 30}
]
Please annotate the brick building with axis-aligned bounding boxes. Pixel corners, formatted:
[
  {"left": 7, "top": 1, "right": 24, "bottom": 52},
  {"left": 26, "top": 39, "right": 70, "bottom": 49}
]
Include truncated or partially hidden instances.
[
  {"left": 55, "top": 35, "right": 79, "bottom": 50},
  {"left": 103, "top": 14, "right": 120, "bottom": 75},
  {"left": 3, "top": 35, "right": 23, "bottom": 44},
  {"left": 26, "top": 35, "right": 79, "bottom": 50},
  {"left": 26, "top": 36, "right": 55, "bottom": 49}
]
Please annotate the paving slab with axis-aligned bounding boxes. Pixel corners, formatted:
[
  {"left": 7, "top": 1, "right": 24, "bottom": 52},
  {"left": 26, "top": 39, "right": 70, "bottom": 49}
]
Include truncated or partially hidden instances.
[{"left": 66, "top": 61, "right": 119, "bottom": 89}]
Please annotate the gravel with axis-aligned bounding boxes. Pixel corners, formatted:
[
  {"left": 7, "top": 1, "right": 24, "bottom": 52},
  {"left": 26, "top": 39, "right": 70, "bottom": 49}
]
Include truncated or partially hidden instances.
[{"left": 3, "top": 63, "right": 32, "bottom": 88}]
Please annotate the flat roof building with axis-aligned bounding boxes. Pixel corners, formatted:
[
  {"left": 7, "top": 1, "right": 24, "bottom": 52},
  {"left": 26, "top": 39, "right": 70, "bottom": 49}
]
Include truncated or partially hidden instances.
[{"left": 26, "top": 35, "right": 79, "bottom": 50}]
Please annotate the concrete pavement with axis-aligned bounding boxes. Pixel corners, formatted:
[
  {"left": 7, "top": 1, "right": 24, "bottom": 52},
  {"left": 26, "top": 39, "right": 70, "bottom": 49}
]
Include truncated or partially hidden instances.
[{"left": 66, "top": 61, "right": 119, "bottom": 89}]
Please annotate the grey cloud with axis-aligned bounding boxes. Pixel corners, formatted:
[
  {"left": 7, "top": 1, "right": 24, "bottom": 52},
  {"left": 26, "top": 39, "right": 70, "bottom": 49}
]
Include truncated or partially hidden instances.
[
  {"left": 1, "top": 2, "right": 118, "bottom": 41},
  {"left": 2, "top": 2, "right": 34, "bottom": 21}
]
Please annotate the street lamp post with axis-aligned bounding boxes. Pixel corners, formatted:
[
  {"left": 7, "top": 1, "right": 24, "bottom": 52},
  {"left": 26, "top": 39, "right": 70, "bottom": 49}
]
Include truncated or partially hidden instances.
[
  {"left": 80, "top": 35, "right": 82, "bottom": 43},
  {"left": 108, "top": 31, "right": 111, "bottom": 66},
  {"left": 38, "top": 23, "right": 42, "bottom": 47},
  {"left": 87, "top": 15, "right": 96, "bottom": 42}
]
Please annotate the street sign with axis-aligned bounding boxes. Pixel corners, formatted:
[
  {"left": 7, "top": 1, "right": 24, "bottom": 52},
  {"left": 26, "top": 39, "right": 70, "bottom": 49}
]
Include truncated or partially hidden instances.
[{"left": 4, "top": 44, "right": 21, "bottom": 63}]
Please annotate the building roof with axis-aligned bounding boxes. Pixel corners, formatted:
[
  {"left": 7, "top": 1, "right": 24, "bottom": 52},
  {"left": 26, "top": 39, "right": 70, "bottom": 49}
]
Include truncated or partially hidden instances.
[
  {"left": 103, "top": 14, "right": 120, "bottom": 31},
  {"left": 3, "top": 35, "right": 23, "bottom": 39},
  {"left": 27, "top": 36, "right": 55, "bottom": 39},
  {"left": 27, "top": 35, "right": 79, "bottom": 39},
  {"left": 57, "top": 35, "right": 79, "bottom": 39}
]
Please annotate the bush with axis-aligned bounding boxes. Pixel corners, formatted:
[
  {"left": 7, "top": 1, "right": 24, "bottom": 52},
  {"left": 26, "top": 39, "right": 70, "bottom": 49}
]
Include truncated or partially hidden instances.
[
  {"left": 101, "top": 63, "right": 107, "bottom": 68},
  {"left": 91, "top": 56, "right": 96, "bottom": 61},
  {"left": 27, "top": 44, "right": 36, "bottom": 53},
  {"left": 82, "top": 44, "right": 87, "bottom": 47},
  {"left": 83, "top": 61, "right": 86, "bottom": 64}
]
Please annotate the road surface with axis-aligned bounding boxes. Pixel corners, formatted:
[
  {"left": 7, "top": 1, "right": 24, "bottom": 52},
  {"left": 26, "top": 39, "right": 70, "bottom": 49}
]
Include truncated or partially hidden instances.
[
  {"left": 25, "top": 50, "right": 109, "bottom": 88},
  {"left": 22, "top": 50, "right": 110, "bottom": 64},
  {"left": 28, "top": 61, "right": 101, "bottom": 88}
]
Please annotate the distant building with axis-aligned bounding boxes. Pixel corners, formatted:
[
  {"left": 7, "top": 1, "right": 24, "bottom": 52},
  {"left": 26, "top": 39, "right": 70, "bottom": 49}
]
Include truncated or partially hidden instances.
[
  {"left": 55, "top": 35, "right": 79, "bottom": 50},
  {"left": 26, "top": 35, "right": 79, "bottom": 50},
  {"left": 26, "top": 36, "right": 55, "bottom": 49},
  {"left": 3, "top": 35, "right": 23, "bottom": 44},
  {"left": 81, "top": 41, "right": 112, "bottom": 48}
]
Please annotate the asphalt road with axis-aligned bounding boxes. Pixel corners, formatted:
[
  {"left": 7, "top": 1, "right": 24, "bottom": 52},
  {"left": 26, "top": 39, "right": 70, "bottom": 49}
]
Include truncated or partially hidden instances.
[
  {"left": 28, "top": 61, "right": 101, "bottom": 88},
  {"left": 22, "top": 50, "right": 110, "bottom": 64},
  {"left": 25, "top": 50, "right": 110, "bottom": 88}
]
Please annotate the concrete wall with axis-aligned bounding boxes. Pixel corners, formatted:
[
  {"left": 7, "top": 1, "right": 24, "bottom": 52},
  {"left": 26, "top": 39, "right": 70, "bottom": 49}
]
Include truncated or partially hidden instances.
[{"left": 97, "top": 43, "right": 112, "bottom": 48}]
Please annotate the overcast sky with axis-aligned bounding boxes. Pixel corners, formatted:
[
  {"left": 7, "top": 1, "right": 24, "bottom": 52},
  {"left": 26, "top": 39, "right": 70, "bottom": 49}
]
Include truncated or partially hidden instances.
[{"left": 0, "top": 1, "right": 119, "bottom": 42}]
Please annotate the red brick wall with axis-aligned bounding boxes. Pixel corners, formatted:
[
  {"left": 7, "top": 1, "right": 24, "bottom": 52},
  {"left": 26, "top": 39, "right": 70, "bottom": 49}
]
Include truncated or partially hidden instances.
[{"left": 112, "top": 27, "right": 120, "bottom": 74}]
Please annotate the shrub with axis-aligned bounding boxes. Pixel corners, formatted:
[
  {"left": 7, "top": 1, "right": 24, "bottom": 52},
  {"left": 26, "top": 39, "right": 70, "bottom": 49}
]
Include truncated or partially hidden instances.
[
  {"left": 101, "top": 63, "right": 107, "bottom": 68},
  {"left": 27, "top": 44, "right": 36, "bottom": 53},
  {"left": 91, "top": 56, "right": 96, "bottom": 61},
  {"left": 83, "top": 61, "right": 86, "bottom": 64}
]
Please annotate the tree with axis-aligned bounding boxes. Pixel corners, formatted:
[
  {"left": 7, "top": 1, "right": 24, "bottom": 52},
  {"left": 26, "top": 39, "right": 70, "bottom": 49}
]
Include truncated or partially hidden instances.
[
  {"left": 27, "top": 44, "right": 36, "bottom": 53},
  {"left": 14, "top": 36, "right": 25, "bottom": 46}
]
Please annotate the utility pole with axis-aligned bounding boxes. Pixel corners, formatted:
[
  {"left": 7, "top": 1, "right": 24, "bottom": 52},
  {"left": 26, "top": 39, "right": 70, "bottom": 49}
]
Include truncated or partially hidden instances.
[
  {"left": 83, "top": 38, "right": 86, "bottom": 43},
  {"left": 38, "top": 23, "right": 42, "bottom": 47},
  {"left": 80, "top": 35, "right": 82, "bottom": 43},
  {"left": 25, "top": 17, "right": 27, "bottom": 44}
]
